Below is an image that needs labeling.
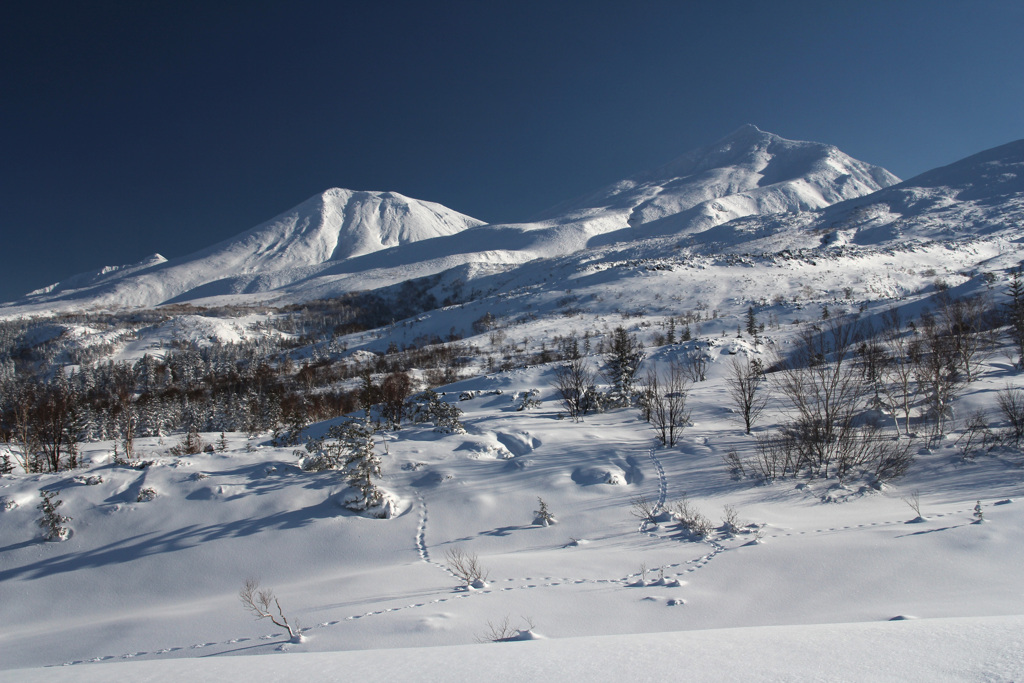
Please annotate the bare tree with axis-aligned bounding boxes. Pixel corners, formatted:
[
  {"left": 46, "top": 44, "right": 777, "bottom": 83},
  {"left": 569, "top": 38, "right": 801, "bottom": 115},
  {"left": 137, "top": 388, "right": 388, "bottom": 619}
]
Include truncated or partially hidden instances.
[
  {"left": 938, "top": 293, "right": 995, "bottom": 383},
  {"left": 32, "top": 379, "right": 81, "bottom": 471},
  {"left": 646, "top": 361, "right": 690, "bottom": 447},
  {"left": 772, "top": 316, "right": 867, "bottom": 477},
  {"left": 878, "top": 308, "right": 918, "bottom": 436},
  {"left": 726, "top": 355, "right": 769, "bottom": 434},
  {"left": 682, "top": 347, "right": 708, "bottom": 383},
  {"left": 996, "top": 385, "right": 1024, "bottom": 445},
  {"left": 553, "top": 357, "right": 596, "bottom": 422},
  {"left": 380, "top": 370, "right": 413, "bottom": 427},
  {"left": 239, "top": 578, "right": 303, "bottom": 643},
  {"left": 7, "top": 383, "right": 38, "bottom": 473},
  {"left": 912, "top": 313, "right": 963, "bottom": 437}
]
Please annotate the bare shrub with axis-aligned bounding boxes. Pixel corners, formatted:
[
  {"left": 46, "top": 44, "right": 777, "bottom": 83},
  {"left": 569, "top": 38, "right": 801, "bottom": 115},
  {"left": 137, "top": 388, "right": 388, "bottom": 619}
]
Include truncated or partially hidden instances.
[
  {"left": 772, "top": 316, "right": 867, "bottom": 478},
  {"left": 753, "top": 431, "right": 797, "bottom": 481},
  {"left": 870, "top": 429, "right": 915, "bottom": 483},
  {"left": 239, "top": 577, "right": 303, "bottom": 643},
  {"left": 721, "top": 504, "right": 742, "bottom": 534},
  {"left": 901, "top": 490, "right": 923, "bottom": 519},
  {"left": 444, "top": 547, "right": 490, "bottom": 587},
  {"left": 476, "top": 615, "right": 536, "bottom": 643},
  {"left": 721, "top": 449, "right": 745, "bottom": 476},
  {"left": 956, "top": 410, "right": 993, "bottom": 460},
  {"left": 629, "top": 494, "right": 659, "bottom": 527},
  {"left": 670, "top": 495, "right": 712, "bottom": 538},
  {"left": 997, "top": 386, "right": 1024, "bottom": 445}
]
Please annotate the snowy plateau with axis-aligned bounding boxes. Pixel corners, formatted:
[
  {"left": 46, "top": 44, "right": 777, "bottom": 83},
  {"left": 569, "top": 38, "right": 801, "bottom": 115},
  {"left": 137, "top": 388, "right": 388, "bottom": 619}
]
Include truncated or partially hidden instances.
[{"left": 2, "top": 126, "right": 1024, "bottom": 681}]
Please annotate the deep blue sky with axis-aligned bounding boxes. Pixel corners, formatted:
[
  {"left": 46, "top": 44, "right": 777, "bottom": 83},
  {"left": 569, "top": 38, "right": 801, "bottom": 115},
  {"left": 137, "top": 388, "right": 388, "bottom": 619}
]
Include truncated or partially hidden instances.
[{"left": 2, "top": 1, "right": 1022, "bottom": 303}]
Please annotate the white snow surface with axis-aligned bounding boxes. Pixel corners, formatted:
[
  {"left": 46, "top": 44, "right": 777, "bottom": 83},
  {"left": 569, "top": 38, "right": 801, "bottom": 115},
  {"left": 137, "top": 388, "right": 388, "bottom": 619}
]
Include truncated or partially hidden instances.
[{"left": 2, "top": 355, "right": 1023, "bottom": 677}]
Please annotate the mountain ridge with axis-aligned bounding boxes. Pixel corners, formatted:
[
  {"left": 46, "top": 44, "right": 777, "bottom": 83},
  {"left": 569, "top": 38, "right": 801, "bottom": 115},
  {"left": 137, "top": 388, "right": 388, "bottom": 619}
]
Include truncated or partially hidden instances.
[{"left": 15, "top": 127, "right": 1021, "bottom": 316}]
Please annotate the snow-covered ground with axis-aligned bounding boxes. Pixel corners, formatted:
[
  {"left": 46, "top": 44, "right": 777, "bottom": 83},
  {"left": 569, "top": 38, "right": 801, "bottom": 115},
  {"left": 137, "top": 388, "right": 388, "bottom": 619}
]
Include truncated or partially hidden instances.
[{"left": 2, "top": 354, "right": 1022, "bottom": 677}]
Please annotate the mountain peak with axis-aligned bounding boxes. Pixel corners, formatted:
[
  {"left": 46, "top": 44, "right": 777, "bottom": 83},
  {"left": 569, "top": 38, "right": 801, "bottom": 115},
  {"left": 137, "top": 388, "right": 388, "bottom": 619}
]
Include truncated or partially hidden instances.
[{"left": 540, "top": 128, "right": 899, "bottom": 231}]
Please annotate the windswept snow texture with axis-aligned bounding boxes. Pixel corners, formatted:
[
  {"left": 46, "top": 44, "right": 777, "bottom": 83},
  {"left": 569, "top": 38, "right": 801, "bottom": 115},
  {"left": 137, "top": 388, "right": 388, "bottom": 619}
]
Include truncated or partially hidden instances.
[{"left": 2, "top": 127, "right": 900, "bottom": 314}]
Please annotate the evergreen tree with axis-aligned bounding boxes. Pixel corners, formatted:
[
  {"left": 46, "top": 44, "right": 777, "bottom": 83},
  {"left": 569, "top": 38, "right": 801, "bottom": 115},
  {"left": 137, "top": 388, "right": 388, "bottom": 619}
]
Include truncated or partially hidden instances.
[
  {"left": 1006, "top": 267, "right": 1024, "bottom": 369},
  {"left": 603, "top": 326, "right": 645, "bottom": 407},
  {"left": 745, "top": 306, "right": 759, "bottom": 342},
  {"left": 37, "top": 490, "right": 71, "bottom": 541}
]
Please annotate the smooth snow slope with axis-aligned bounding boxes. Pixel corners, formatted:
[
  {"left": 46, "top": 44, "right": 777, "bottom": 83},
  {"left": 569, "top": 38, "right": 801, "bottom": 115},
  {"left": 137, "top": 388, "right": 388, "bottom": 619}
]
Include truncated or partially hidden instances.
[{"left": 10, "top": 616, "right": 1024, "bottom": 682}]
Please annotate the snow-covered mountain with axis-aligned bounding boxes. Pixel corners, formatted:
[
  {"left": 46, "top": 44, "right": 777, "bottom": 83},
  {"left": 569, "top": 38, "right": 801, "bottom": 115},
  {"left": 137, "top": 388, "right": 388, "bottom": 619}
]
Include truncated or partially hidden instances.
[
  {"left": 8, "top": 190, "right": 485, "bottom": 311},
  {"left": 2, "top": 127, "right": 901, "bottom": 314},
  {"left": 674, "top": 136, "right": 1024, "bottom": 256},
  {"left": 538, "top": 124, "right": 900, "bottom": 234}
]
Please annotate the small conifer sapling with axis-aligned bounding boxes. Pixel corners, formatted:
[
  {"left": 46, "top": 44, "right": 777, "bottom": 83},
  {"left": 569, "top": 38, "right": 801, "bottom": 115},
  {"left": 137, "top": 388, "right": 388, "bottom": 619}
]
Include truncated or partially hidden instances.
[{"left": 38, "top": 490, "right": 71, "bottom": 541}]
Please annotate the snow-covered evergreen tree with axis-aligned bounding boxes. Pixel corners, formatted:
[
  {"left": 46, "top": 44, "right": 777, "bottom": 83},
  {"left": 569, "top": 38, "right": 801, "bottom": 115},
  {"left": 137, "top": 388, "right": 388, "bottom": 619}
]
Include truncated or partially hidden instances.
[
  {"left": 603, "top": 326, "right": 644, "bottom": 407},
  {"left": 304, "top": 418, "right": 392, "bottom": 517},
  {"left": 37, "top": 490, "right": 71, "bottom": 541}
]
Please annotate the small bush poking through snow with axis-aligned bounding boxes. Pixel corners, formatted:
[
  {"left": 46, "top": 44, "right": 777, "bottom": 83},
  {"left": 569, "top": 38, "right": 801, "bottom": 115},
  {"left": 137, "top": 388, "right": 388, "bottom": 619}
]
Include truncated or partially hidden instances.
[
  {"left": 671, "top": 495, "right": 713, "bottom": 538},
  {"left": 444, "top": 547, "right": 489, "bottom": 588},
  {"left": 629, "top": 494, "right": 659, "bottom": 528},
  {"left": 137, "top": 487, "right": 157, "bottom": 502},
  {"left": 721, "top": 504, "right": 743, "bottom": 535},
  {"left": 516, "top": 389, "right": 542, "bottom": 411},
  {"left": 476, "top": 615, "right": 538, "bottom": 643}
]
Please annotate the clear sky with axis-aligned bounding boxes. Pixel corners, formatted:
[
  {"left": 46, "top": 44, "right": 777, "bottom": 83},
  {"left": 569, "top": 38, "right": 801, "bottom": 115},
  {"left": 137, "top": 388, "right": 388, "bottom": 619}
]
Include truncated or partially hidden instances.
[{"left": 2, "top": 0, "right": 1022, "bottom": 303}]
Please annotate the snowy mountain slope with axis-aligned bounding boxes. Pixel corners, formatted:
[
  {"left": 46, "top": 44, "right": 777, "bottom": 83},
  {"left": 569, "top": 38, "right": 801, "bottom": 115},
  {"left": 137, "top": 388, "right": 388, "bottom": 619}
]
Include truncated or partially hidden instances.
[
  {"left": 1, "top": 128, "right": 900, "bottom": 315},
  {"left": 643, "top": 136, "right": 1024, "bottom": 259},
  {"left": 6, "top": 190, "right": 484, "bottom": 311}
]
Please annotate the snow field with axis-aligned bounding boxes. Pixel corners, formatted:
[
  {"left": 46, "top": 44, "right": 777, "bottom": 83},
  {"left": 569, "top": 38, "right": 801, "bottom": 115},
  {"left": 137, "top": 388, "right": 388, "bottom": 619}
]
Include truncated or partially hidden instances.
[{"left": 2, "top": 357, "right": 1022, "bottom": 674}]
